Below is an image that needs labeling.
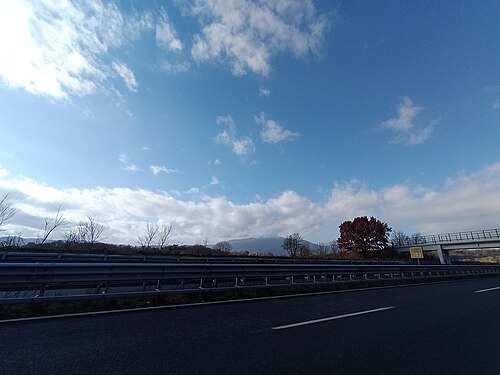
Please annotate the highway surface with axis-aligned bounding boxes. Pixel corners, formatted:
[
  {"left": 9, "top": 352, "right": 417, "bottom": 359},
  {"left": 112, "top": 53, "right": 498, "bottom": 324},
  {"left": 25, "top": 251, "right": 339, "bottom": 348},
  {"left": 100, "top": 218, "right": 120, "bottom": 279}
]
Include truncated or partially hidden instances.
[{"left": 1, "top": 277, "right": 500, "bottom": 374}]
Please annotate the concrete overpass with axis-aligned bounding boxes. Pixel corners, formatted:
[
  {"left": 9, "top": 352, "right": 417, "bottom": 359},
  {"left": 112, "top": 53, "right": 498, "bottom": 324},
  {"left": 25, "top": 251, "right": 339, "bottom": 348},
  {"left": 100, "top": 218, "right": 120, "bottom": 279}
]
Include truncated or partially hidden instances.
[{"left": 389, "top": 229, "right": 500, "bottom": 264}]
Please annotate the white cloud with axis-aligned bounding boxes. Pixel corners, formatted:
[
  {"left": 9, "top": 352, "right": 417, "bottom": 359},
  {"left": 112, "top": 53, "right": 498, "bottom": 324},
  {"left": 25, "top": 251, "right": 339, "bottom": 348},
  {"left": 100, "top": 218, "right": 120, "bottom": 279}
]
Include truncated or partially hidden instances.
[
  {"left": 161, "top": 62, "right": 190, "bottom": 74},
  {"left": 124, "top": 164, "right": 141, "bottom": 172},
  {"left": 0, "top": 163, "right": 8, "bottom": 178},
  {"left": 150, "top": 165, "right": 179, "bottom": 175},
  {"left": 215, "top": 115, "right": 255, "bottom": 155},
  {"left": 405, "top": 121, "right": 437, "bottom": 146},
  {"left": 156, "top": 13, "right": 182, "bottom": 52},
  {"left": 185, "top": 187, "right": 200, "bottom": 194},
  {"left": 112, "top": 62, "right": 138, "bottom": 92},
  {"left": 209, "top": 176, "right": 221, "bottom": 186},
  {"left": 324, "top": 163, "right": 500, "bottom": 236},
  {"left": 2, "top": 162, "right": 500, "bottom": 245},
  {"left": 118, "top": 154, "right": 130, "bottom": 163},
  {"left": 382, "top": 97, "right": 436, "bottom": 145},
  {"left": 231, "top": 138, "right": 255, "bottom": 155},
  {"left": 256, "top": 112, "right": 298, "bottom": 143},
  {"left": 214, "top": 159, "right": 222, "bottom": 165},
  {"left": 190, "top": 0, "right": 329, "bottom": 76},
  {"left": 0, "top": 1, "right": 170, "bottom": 100},
  {"left": 259, "top": 87, "right": 271, "bottom": 97},
  {"left": 382, "top": 97, "right": 421, "bottom": 132},
  {"left": 0, "top": 1, "right": 126, "bottom": 99}
]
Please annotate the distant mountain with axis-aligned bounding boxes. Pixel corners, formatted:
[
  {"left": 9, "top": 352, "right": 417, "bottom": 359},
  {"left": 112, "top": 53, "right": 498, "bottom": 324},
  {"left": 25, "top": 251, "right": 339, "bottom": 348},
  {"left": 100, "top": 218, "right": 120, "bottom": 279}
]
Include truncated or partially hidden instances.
[{"left": 223, "top": 237, "right": 318, "bottom": 256}]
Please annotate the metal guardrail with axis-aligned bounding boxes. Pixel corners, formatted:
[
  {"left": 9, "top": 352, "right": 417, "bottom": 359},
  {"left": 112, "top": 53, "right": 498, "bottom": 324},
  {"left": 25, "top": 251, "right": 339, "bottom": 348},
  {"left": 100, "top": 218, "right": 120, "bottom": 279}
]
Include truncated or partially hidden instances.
[
  {"left": 392, "top": 228, "right": 500, "bottom": 246},
  {"left": 0, "top": 251, "right": 400, "bottom": 265},
  {"left": 1, "top": 262, "right": 499, "bottom": 304}
]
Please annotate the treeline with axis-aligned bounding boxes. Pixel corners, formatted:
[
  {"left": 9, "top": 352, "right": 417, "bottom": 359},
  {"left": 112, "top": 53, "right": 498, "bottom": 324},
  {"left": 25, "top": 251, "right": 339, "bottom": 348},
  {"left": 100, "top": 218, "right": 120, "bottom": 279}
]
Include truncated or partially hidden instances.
[
  {"left": 5, "top": 240, "right": 234, "bottom": 257},
  {"left": 0, "top": 194, "right": 424, "bottom": 260},
  {"left": 282, "top": 216, "right": 429, "bottom": 261}
]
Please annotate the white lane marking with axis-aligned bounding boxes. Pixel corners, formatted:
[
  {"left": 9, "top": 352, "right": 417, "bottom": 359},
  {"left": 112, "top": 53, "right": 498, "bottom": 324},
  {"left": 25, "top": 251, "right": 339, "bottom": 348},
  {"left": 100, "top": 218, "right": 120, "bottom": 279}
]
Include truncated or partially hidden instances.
[
  {"left": 271, "top": 306, "right": 396, "bottom": 330},
  {"left": 475, "top": 286, "right": 500, "bottom": 293},
  {"left": 0, "top": 279, "right": 462, "bottom": 324}
]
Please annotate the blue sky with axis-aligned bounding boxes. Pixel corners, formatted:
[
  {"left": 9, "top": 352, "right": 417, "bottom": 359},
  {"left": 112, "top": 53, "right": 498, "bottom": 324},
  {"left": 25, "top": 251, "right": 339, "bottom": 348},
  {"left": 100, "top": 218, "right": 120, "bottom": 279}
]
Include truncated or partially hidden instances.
[{"left": 1, "top": 0, "right": 500, "bottom": 245}]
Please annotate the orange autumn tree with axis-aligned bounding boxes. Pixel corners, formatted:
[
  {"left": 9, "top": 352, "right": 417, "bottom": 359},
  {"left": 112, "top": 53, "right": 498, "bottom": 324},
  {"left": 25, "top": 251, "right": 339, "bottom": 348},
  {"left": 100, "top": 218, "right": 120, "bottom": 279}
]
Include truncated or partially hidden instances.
[{"left": 337, "top": 216, "right": 391, "bottom": 259}]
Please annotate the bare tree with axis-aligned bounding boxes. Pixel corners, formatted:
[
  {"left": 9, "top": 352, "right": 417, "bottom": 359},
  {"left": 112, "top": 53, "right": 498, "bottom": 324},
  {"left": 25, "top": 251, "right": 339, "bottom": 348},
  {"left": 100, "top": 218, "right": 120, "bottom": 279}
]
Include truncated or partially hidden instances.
[
  {"left": 282, "top": 233, "right": 303, "bottom": 257},
  {"left": 64, "top": 216, "right": 105, "bottom": 248},
  {"left": 214, "top": 240, "right": 232, "bottom": 254},
  {"left": 0, "top": 194, "right": 18, "bottom": 232},
  {"left": 195, "top": 237, "right": 209, "bottom": 247},
  {"left": 391, "top": 230, "right": 410, "bottom": 246},
  {"left": 157, "top": 221, "right": 174, "bottom": 250},
  {"left": 83, "top": 216, "right": 105, "bottom": 244},
  {"left": 64, "top": 228, "right": 79, "bottom": 247},
  {"left": 411, "top": 232, "right": 425, "bottom": 244},
  {"left": 298, "top": 242, "right": 311, "bottom": 258},
  {"left": 137, "top": 222, "right": 159, "bottom": 249},
  {"left": 315, "top": 242, "right": 332, "bottom": 257},
  {"left": 0, "top": 232, "right": 24, "bottom": 248},
  {"left": 39, "top": 204, "right": 66, "bottom": 244}
]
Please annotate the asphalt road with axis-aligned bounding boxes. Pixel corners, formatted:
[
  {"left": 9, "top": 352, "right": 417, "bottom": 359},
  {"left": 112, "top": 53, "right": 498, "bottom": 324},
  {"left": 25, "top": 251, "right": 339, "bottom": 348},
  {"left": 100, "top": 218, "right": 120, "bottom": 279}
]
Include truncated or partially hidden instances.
[{"left": 1, "top": 277, "right": 500, "bottom": 374}]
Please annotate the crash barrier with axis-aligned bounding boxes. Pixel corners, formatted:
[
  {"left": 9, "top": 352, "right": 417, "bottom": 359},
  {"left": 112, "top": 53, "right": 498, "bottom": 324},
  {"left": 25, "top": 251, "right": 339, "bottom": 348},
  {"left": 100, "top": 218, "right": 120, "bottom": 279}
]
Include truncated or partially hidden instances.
[
  {"left": 1, "top": 262, "right": 499, "bottom": 304},
  {"left": 0, "top": 251, "right": 400, "bottom": 265}
]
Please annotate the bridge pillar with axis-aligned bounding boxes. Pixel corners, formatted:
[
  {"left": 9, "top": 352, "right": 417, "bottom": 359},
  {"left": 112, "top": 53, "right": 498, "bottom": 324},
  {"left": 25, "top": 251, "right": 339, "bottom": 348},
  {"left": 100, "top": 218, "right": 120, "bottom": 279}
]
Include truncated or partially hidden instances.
[{"left": 437, "top": 244, "right": 451, "bottom": 265}]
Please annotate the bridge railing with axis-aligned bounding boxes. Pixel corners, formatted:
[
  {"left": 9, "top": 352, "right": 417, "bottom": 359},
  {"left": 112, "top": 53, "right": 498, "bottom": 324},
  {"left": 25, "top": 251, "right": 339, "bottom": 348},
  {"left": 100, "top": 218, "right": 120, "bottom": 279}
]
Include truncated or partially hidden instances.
[{"left": 391, "top": 228, "right": 500, "bottom": 246}]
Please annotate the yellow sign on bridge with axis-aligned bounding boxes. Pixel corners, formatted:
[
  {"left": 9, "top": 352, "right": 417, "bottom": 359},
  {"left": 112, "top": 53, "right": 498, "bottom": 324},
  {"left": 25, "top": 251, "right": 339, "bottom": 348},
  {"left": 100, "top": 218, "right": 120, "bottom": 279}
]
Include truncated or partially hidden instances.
[{"left": 410, "top": 247, "right": 424, "bottom": 259}]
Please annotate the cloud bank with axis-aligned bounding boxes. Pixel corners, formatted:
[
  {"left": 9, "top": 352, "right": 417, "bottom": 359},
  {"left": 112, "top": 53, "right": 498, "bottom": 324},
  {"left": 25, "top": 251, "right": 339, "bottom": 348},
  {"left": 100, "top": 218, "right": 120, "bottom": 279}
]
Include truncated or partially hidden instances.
[
  {"left": 1, "top": 162, "right": 500, "bottom": 245},
  {"left": 0, "top": 1, "right": 128, "bottom": 99},
  {"left": 0, "top": 0, "right": 329, "bottom": 99}
]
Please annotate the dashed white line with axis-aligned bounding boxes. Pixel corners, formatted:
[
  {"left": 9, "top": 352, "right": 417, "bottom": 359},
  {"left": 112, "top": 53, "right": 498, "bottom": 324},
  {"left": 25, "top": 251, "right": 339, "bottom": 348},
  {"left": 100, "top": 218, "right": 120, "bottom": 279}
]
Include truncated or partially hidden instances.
[
  {"left": 271, "top": 306, "right": 396, "bottom": 330},
  {"left": 475, "top": 286, "right": 500, "bottom": 293}
]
